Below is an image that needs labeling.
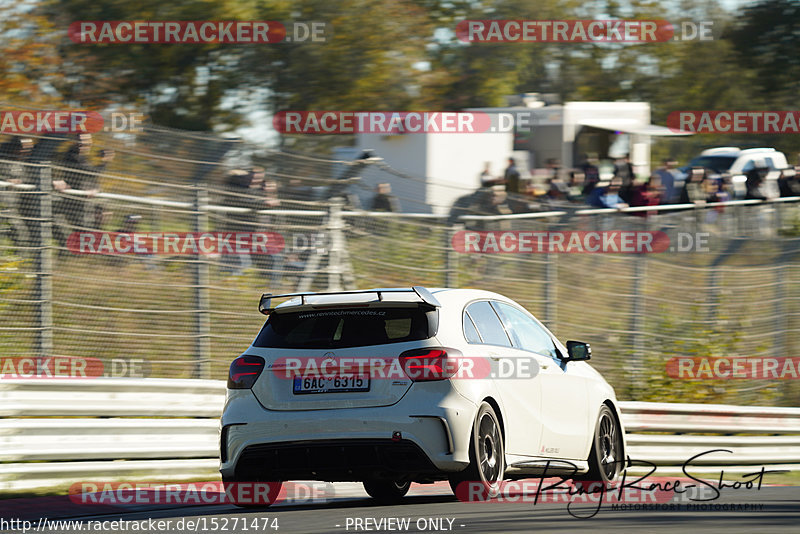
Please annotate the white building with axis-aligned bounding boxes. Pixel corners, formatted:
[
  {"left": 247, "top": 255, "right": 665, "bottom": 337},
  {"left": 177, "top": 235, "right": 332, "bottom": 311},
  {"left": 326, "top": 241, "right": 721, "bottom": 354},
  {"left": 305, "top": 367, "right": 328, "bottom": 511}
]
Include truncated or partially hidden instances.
[{"left": 350, "top": 99, "right": 688, "bottom": 214}]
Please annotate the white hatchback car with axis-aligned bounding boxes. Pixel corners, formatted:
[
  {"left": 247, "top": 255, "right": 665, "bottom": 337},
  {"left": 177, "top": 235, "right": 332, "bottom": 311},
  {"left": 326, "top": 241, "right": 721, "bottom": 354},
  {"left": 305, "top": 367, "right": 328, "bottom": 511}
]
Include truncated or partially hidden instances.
[{"left": 220, "top": 287, "right": 625, "bottom": 504}]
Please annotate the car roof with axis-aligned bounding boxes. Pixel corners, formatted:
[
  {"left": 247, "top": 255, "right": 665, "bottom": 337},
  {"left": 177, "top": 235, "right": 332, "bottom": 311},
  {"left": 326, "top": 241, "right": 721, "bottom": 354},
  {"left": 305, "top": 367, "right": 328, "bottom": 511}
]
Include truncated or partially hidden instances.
[
  {"left": 700, "top": 147, "right": 741, "bottom": 156},
  {"left": 699, "top": 147, "right": 777, "bottom": 157}
]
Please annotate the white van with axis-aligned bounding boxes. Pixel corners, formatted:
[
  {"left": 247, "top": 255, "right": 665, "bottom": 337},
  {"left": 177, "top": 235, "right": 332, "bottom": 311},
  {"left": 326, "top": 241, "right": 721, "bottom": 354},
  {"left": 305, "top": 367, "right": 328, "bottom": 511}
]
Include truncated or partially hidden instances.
[{"left": 687, "top": 147, "right": 789, "bottom": 174}]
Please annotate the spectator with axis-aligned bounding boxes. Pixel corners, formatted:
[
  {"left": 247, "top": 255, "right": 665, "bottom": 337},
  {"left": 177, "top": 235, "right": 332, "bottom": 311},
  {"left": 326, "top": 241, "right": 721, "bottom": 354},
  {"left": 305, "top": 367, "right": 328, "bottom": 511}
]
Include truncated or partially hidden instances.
[
  {"left": 503, "top": 157, "right": 522, "bottom": 194},
  {"left": 261, "top": 177, "right": 280, "bottom": 209},
  {"left": 744, "top": 164, "right": 768, "bottom": 200},
  {"left": 52, "top": 134, "right": 113, "bottom": 250},
  {"left": 566, "top": 170, "right": 585, "bottom": 202},
  {"left": 778, "top": 168, "right": 798, "bottom": 197},
  {"left": 545, "top": 158, "right": 561, "bottom": 181},
  {"left": 253, "top": 177, "right": 283, "bottom": 281},
  {"left": 679, "top": 167, "right": 707, "bottom": 204},
  {"left": 654, "top": 158, "right": 683, "bottom": 204},
  {"left": 614, "top": 154, "right": 636, "bottom": 203},
  {"left": 0, "top": 136, "right": 35, "bottom": 249},
  {"left": 478, "top": 162, "right": 500, "bottom": 188},
  {"left": 448, "top": 189, "right": 484, "bottom": 224},
  {"left": 330, "top": 150, "right": 373, "bottom": 208},
  {"left": 370, "top": 183, "right": 400, "bottom": 212},
  {"left": 248, "top": 166, "right": 265, "bottom": 190},
  {"left": 586, "top": 176, "right": 628, "bottom": 209},
  {"left": 704, "top": 174, "right": 728, "bottom": 203},
  {"left": 0, "top": 136, "right": 34, "bottom": 182},
  {"left": 718, "top": 172, "right": 734, "bottom": 201},
  {"left": 283, "top": 178, "right": 311, "bottom": 203},
  {"left": 630, "top": 174, "right": 663, "bottom": 216},
  {"left": 477, "top": 186, "right": 512, "bottom": 216},
  {"left": 221, "top": 169, "right": 261, "bottom": 227},
  {"left": 544, "top": 174, "right": 569, "bottom": 203},
  {"left": 578, "top": 153, "right": 601, "bottom": 196},
  {"left": 220, "top": 168, "right": 265, "bottom": 275}
]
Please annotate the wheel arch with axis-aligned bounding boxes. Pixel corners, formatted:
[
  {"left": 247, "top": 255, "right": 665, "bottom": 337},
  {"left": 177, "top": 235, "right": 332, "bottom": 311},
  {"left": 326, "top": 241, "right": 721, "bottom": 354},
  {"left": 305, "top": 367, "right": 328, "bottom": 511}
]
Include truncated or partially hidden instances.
[
  {"left": 602, "top": 398, "right": 626, "bottom": 461},
  {"left": 480, "top": 396, "right": 506, "bottom": 446}
]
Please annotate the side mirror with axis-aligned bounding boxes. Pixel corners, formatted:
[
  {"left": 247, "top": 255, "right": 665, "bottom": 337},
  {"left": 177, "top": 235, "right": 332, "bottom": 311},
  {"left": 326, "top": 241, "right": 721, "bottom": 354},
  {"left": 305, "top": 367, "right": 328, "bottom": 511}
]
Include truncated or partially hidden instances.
[{"left": 565, "top": 341, "right": 591, "bottom": 361}]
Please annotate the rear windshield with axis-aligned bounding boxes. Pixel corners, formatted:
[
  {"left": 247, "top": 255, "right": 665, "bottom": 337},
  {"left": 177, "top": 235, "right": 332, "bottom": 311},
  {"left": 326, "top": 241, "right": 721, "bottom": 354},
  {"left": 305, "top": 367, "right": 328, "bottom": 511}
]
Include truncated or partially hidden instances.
[
  {"left": 253, "top": 307, "right": 434, "bottom": 348},
  {"left": 688, "top": 156, "right": 737, "bottom": 173}
]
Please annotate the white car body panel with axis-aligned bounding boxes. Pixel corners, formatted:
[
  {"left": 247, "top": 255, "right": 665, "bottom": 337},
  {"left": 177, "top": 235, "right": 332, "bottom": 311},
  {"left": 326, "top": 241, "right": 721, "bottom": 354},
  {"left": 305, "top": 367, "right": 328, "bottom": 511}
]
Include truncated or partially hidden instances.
[{"left": 220, "top": 287, "right": 625, "bottom": 483}]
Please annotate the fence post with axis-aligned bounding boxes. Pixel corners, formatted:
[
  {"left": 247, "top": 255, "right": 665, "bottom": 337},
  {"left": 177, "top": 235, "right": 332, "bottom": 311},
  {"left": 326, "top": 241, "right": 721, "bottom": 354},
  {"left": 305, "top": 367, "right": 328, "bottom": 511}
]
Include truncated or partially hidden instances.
[
  {"left": 544, "top": 252, "right": 557, "bottom": 329},
  {"left": 326, "top": 199, "right": 345, "bottom": 291},
  {"left": 775, "top": 255, "right": 787, "bottom": 358},
  {"left": 445, "top": 223, "right": 462, "bottom": 287},
  {"left": 33, "top": 164, "right": 53, "bottom": 361},
  {"left": 192, "top": 184, "right": 210, "bottom": 379},
  {"left": 629, "top": 252, "right": 646, "bottom": 396}
]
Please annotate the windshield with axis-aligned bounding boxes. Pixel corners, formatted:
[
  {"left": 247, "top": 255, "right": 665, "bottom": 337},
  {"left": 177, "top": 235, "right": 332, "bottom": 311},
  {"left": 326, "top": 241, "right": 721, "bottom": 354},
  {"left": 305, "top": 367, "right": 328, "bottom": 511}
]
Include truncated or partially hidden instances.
[
  {"left": 253, "top": 308, "right": 435, "bottom": 349},
  {"left": 687, "top": 156, "right": 738, "bottom": 172}
]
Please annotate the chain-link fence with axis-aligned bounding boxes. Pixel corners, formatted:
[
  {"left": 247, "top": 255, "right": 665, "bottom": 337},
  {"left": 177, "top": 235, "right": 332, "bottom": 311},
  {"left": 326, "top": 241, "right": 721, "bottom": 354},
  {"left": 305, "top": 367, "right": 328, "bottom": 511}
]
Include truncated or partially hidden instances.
[{"left": 1, "top": 124, "right": 799, "bottom": 406}]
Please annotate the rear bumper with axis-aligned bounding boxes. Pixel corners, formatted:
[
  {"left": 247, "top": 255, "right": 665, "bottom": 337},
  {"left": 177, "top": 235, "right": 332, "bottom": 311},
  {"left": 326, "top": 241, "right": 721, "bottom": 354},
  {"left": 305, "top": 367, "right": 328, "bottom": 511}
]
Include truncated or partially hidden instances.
[
  {"left": 219, "top": 385, "right": 475, "bottom": 481},
  {"left": 230, "top": 439, "right": 440, "bottom": 482}
]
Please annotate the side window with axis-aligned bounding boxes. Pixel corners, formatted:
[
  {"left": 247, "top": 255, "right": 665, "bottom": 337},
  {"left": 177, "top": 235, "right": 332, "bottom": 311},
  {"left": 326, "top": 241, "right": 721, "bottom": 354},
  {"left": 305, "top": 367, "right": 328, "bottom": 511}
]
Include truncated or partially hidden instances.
[
  {"left": 465, "top": 301, "right": 512, "bottom": 347},
  {"left": 463, "top": 312, "right": 482, "bottom": 344},
  {"left": 492, "top": 301, "right": 557, "bottom": 358}
]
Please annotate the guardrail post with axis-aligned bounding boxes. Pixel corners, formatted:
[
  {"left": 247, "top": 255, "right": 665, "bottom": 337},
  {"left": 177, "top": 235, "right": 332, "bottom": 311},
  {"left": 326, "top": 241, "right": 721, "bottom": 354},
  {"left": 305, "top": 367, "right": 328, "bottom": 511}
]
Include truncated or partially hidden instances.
[
  {"left": 33, "top": 164, "right": 53, "bottom": 361},
  {"left": 192, "top": 184, "right": 210, "bottom": 379},
  {"left": 445, "top": 223, "right": 462, "bottom": 287}
]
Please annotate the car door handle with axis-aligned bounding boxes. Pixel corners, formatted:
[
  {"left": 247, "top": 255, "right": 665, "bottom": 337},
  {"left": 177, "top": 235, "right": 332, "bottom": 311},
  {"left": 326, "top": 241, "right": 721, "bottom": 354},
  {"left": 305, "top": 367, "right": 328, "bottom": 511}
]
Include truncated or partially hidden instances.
[{"left": 489, "top": 354, "right": 501, "bottom": 361}]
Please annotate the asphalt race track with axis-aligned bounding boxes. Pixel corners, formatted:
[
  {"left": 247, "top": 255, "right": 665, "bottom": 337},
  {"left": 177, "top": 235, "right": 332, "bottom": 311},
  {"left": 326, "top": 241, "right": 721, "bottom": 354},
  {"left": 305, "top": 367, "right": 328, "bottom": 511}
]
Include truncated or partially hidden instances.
[{"left": 12, "top": 482, "right": 798, "bottom": 534}]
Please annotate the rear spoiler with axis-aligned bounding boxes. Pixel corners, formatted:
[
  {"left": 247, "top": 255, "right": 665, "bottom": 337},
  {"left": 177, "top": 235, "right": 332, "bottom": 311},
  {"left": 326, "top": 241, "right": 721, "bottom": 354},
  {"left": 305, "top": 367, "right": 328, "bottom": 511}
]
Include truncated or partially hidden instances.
[{"left": 258, "top": 287, "right": 441, "bottom": 315}]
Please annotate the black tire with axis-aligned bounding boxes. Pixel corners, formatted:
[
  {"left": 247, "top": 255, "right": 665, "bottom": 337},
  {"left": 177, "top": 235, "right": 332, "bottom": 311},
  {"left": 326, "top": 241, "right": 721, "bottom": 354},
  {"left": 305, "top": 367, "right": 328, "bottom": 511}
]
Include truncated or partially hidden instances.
[
  {"left": 583, "top": 405, "right": 623, "bottom": 483},
  {"left": 449, "top": 402, "right": 504, "bottom": 500},
  {"left": 362, "top": 480, "right": 411, "bottom": 504},
  {"left": 222, "top": 477, "right": 283, "bottom": 508}
]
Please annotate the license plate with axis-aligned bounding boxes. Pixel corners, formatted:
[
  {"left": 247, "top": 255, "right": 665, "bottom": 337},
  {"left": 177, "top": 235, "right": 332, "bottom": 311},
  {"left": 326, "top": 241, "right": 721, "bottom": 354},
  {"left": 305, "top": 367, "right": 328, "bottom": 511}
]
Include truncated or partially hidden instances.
[{"left": 293, "top": 375, "right": 370, "bottom": 394}]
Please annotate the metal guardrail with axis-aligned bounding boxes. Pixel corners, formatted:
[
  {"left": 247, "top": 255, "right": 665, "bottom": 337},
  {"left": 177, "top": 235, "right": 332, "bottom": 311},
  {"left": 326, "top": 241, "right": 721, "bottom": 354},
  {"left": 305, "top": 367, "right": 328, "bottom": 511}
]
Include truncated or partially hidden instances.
[
  {"left": 622, "top": 401, "right": 800, "bottom": 475},
  {"left": 1, "top": 379, "right": 798, "bottom": 492}
]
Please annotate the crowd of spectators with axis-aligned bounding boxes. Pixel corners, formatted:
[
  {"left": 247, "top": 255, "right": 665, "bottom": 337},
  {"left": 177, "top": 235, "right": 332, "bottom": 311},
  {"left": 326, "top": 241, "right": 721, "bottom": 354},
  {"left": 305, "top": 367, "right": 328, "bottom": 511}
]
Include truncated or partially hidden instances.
[
  {"left": 0, "top": 133, "right": 115, "bottom": 253},
  {"left": 1, "top": 135, "right": 401, "bottom": 256},
  {"left": 4, "top": 134, "right": 800, "bottom": 255},
  {"left": 452, "top": 152, "right": 800, "bottom": 219}
]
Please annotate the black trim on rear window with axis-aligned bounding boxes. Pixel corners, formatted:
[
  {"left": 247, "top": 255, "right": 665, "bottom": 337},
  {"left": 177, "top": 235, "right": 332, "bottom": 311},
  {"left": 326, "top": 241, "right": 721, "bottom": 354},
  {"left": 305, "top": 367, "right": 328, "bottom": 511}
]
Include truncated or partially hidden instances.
[{"left": 253, "top": 307, "right": 437, "bottom": 349}]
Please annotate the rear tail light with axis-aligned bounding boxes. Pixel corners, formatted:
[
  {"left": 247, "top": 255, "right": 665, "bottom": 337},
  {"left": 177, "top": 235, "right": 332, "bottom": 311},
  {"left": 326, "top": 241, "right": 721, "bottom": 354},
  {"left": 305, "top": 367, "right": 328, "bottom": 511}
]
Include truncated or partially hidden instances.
[
  {"left": 228, "top": 355, "right": 265, "bottom": 389},
  {"left": 399, "top": 347, "right": 462, "bottom": 382}
]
